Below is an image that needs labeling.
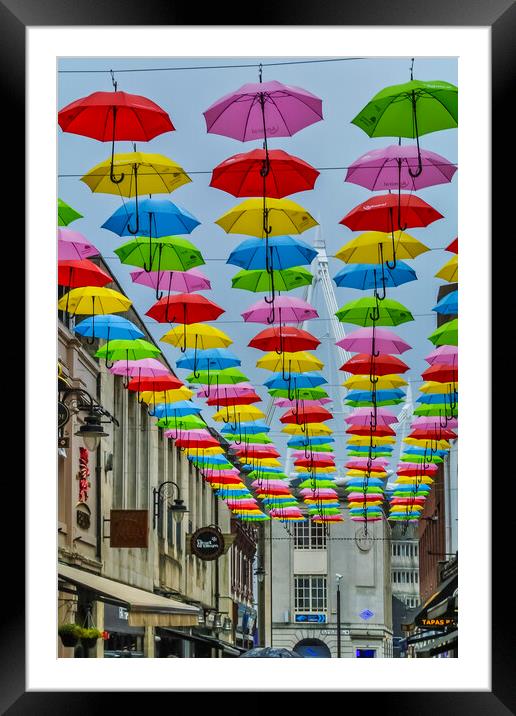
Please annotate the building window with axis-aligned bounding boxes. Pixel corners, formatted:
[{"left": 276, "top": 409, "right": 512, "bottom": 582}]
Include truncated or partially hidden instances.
[
  {"left": 415, "top": 545, "right": 418, "bottom": 557},
  {"left": 294, "top": 576, "right": 327, "bottom": 613},
  {"left": 415, "top": 572, "right": 419, "bottom": 583},
  {"left": 293, "top": 521, "right": 327, "bottom": 550}
]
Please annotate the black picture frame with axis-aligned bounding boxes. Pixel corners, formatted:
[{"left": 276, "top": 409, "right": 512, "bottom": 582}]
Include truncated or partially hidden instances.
[{"left": 7, "top": 0, "right": 506, "bottom": 710}]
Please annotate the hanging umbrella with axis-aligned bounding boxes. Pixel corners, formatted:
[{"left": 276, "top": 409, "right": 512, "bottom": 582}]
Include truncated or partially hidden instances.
[
  {"left": 226, "top": 433, "right": 272, "bottom": 445},
  {"left": 268, "top": 386, "right": 328, "bottom": 400},
  {"left": 340, "top": 353, "right": 409, "bottom": 376},
  {"left": 57, "top": 227, "right": 99, "bottom": 261},
  {"left": 419, "top": 380, "right": 457, "bottom": 395},
  {"left": 197, "top": 383, "right": 255, "bottom": 399},
  {"left": 58, "top": 85, "right": 174, "bottom": 183},
  {"left": 58, "top": 259, "right": 112, "bottom": 289},
  {"left": 346, "top": 424, "right": 396, "bottom": 437},
  {"left": 102, "top": 198, "right": 200, "bottom": 244},
  {"left": 206, "top": 391, "right": 262, "bottom": 407},
  {"left": 249, "top": 326, "right": 320, "bottom": 354},
  {"left": 335, "top": 231, "right": 430, "bottom": 274},
  {"left": 348, "top": 435, "right": 396, "bottom": 446},
  {"left": 152, "top": 401, "right": 202, "bottom": 419},
  {"left": 432, "top": 290, "right": 458, "bottom": 316},
  {"left": 345, "top": 144, "right": 457, "bottom": 191},
  {"left": 435, "top": 255, "right": 458, "bottom": 283},
  {"left": 204, "top": 78, "right": 322, "bottom": 141},
  {"left": 346, "top": 397, "right": 404, "bottom": 408},
  {"left": 109, "top": 357, "right": 169, "bottom": 379},
  {"left": 280, "top": 406, "right": 332, "bottom": 424},
  {"left": 58, "top": 198, "right": 83, "bottom": 226},
  {"left": 158, "top": 415, "right": 206, "bottom": 435},
  {"left": 288, "top": 436, "right": 335, "bottom": 447},
  {"left": 264, "top": 372, "right": 327, "bottom": 390},
  {"left": 257, "top": 351, "right": 323, "bottom": 374},
  {"left": 176, "top": 349, "right": 241, "bottom": 379},
  {"left": 220, "top": 422, "right": 270, "bottom": 435},
  {"left": 95, "top": 338, "right": 161, "bottom": 361},
  {"left": 275, "top": 397, "right": 332, "bottom": 408},
  {"left": 333, "top": 261, "right": 417, "bottom": 296},
  {"left": 428, "top": 319, "right": 458, "bottom": 346},
  {"left": 424, "top": 345, "right": 458, "bottom": 365},
  {"left": 446, "top": 237, "right": 458, "bottom": 254},
  {"left": 130, "top": 267, "right": 211, "bottom": 295},
  {"left": 227, "top": 235, "right": 317, "bottom": 270},
  {"left": 212, "top": 405, "right": 265, "bottom": 423},
  {"left": 210, "top": 148, "right": 319, "bottom": 198},
  {"left": 337, "top": 327, "right": 411, "bottom": 355},
  {"left": 75, "top": 314, "right": 144, "bottom": 353},
  {"left": 351, "top": 72, "right": 458, "bottom": 175},
  {"left": 340, "top": 193, "right": 443, "bottom": 234},
  {"left": 421, "top": 364, "right": 458, "bottom": 383},
  {"left": 343, "top": 374, "right": 407, "bottom": 390},
  {"left": 127, "top": 375, "right": 183, "bottom": 393},
  {"left": 186, "top": 367, "right": 249, "bottom": 386},
  {"left": 231, "top": 266, "right": 313, "bottom": 293},
  {"left": 335, "top": 297, "right": 414, "bottom": 326},
  {"left": 57, "top": 287, "right": 131, "bottom": 331},
  {"left": 175, "top": 431, "right": 221, "bottom": 449},
  {"left": 146, "top": 295, "right": 224, "bottom": 350},
  {"left": 216, "top": 197, "right": 317, "bottom": 238},
  {"left": 161, "top": 323, "right": 232, "bottom": 356},
  {"left": 411, "top": 416, "right": 458, "bottom": 430},
  {"left": 282, "top": 423, "right": 333, "bottom": 436},
  {"left": 242, "top": 296, "right": 318, "bottom": 326},
  {"left": 139, "top": 386, "right": 193, "bottom": 406}
]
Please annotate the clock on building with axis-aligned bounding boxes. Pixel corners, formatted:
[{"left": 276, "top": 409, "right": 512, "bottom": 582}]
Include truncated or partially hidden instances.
[{"left": 354, "top": 526, "right": 373, "bottom": 552}]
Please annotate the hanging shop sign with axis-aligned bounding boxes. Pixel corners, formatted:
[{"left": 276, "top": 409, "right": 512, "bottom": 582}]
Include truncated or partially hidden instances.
[
  {"left": 189, "top": 526, "right": 225, "bottom": 561},
  {"left": 58, "top": 401, "right": 70, "bottom": 429},
  {"left": 295, "top": 614, "right": 327, "bottom": 623},
  {"left": 110, "top": 510, "right": 149, "bottom": 548}
]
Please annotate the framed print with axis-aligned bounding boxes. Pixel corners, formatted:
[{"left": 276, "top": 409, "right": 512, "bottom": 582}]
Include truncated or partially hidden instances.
[{"left": 5, "top": 0, "right": 510, "bottom": 709}]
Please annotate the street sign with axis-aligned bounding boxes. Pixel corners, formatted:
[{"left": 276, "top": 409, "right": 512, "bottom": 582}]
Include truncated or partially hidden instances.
[
  {"left": 190, "top": 526, "right": 225, "bottom": 561},
  {"left": 359, "top": 609, "right": 374, "bottom": 620},
  {"left": 295, "top": 614, "right": 327, "bottom": 623}
]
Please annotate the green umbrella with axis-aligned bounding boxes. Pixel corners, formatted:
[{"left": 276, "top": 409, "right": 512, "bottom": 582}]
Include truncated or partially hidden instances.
[
  {"left": 114, "top": 236, "right": 204, "bottom": 274},
  {"left": 96, "top": 338, "right": 161, "bottom": 361},
  {"left": 428, "top": 318, "right": 458, "bottom": 346},
  {"left": 336, "top": 297, "right": 414, "bottom": 326},
  {"left": 346, "top": 399, "right": 405, "bottom": 408},
  {"left": 223, "top": 433, "right": 272, "bottom": 444},
  {"left": 58, "top": 198, "right": 83, "bottom": 226},
  {"left": 400, "top": 454, "right": 443, "bottom": 464},
  {"left": 414, "top": 405, "right": 458, "bottom": 417},
  {"left": 186, "top": 367, "right": 249, "bottom": 385},
  {"left": 249, "top": 471, "right": 290, "bottom": 480},
  {"left": 268, "top": 387, "right": 329, "bottom": 400},
  {"left": 156, "top": 415, "right": 205, "bottom": 430},
  {"left": 298, "top": 479, "right": 336, "bottom": 488},
  {"left": 351, "top": 72, "right": 458, "bottom": 176},
  {"left": 347, "top": 450, "right": 392, "bottom": 458},
  {"left": 231, "top": 267, "right": 313, "bottom": 293}
]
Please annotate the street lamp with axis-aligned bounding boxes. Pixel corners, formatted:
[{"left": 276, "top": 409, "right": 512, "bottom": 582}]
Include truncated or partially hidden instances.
[
  {"left": 59, "top": 386, "right": 118, "bottom": 452},
  {"left": 336, "top": 574, "right": 343, "bottom": 658},
  {"left": 254, "top": 565, "right": 266, "bottom": 583},
  {"left": 152, "top": 481, "right": 188, "bottom": 529}
]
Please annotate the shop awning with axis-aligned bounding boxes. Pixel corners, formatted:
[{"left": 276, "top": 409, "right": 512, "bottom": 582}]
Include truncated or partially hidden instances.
[
  {"left": 403, "top": 572, "right": 457, "bottom": 630},
  {"left": 160, "top": 627, "right": 244, "bottom": 656},
  {"left": 58, "top": 563, "right": 199, "bottom": 628},
  {"left": 414, "top": 630, "right": 458, "bottom": 657}
]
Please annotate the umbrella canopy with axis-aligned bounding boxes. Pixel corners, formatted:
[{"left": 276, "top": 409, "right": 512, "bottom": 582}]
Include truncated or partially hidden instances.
[
  {"left": 227, "top": 235, "right": 317, "bottom": 270},
  {"left": 161, "top": 323, "right": 232, "bottom": 350},
  {"left": 421, "top": 364, "right": 458, "bottom": 383},
  {"left": 187, "top": 367, "right": 249, "bottom": 385},
  {"left": 346, "top": 424, "right": 396, "bottom": 437},
  {"left": 335, "top": 297, "right": 414, "bottom": 326},
  {"left": 428, "top": 319, "right": 458, "bottom": 346},
  {"left": 333, "top": 261, "right": 417, "bottom": 291},
  {"left": 257, "top": 351, "right": 323, "bottom": 373},
  {"left": 446, "top": 237, "right": 458, "bottom": 254},
  {"left": 146, "top": 293, "right": 224, "bottom": 324},
  {"left": 57, "top": 227, "right": 99, "bottom": 260},
  {"left": 109, "top": 358, "right": 169, "bottom": 378},
  {"left": 102, "top": 198, "right": 200, "bottom": 238},
  {"left": 337, "top": 327, "right": 411, "bottom": 355},
  {"left": 335, "top": 231, "right": 429, "bottom": 264},
  {"left": 95, "top": 338, "right": 161, "bottom": 361},
  {"left": 275, "top": 397, "right": 332, "bottom": 408},
  {"left": 58, "top": 259, "right": 112, "bottom": 289},
  {"left": 424, "top": 345, "right": 458, "bottom": 366},
  {"left": 58, "top": 198, "right": 83, "bottom": 226},
  {"left": 114, "top": 237, "right": 204, "bottom": 278},
  {"left": 210, "top": 148, "right": 319, "bottom": 197},
  {"left": 432, "top": 290, "right": 458, "bottom": 315},
  {"left": 435, "top": 255, "right": 458, "bottom": 283},
  {"left": 340, "top": 193, "right": 443, "bottom": 232},
  {"left": 282, "top": 423, "right": 333, "bottom": 436},
  {"left": 264, "top": 372, "right": 327, "bottom": 390},
  {"left": 197, "top": 383, "right": 255, "bottom": 399},
  {"left": 130, "top": 267, "right": 211, "bottom": 294},
  {"left": 340, "top": 353, "right": 409, "bottom": 376},
  {"left": 231, "top": 267, "right": 313, "bottom": 293},
  {"left": 152, "top": 401, "right": 201, "bottom": 418},
  {"left": 343, "top": 374, "right": 407, "bottom": 390},
  {"left": 268, "top": 386, "right": 329, "bottom": 400},
  {"left": 176, "top": 348, "right": 241, "bottom": 372},
  {"left": 58, "top": 286, "right": 131, "bottom": 315},
  {"left": 207, "top": 392, "right": 262, "bottom": 407},
  {"left": 345, "top": 144, "right": 457, "bottom": 190},
  {"left": 242, "top": 296, "right": 318, "bottom": 324},
  {"left": 249, "top": 326, "right": 320, "bottom": 353},
  {"left": 140, "top": 386, "right": 193, "bottom": 404},
  {"left": 212, "top": 405, "right": 265, "bottom": 422},
  {"left": 127, "top": 375, "right": 183, "bottom": 393},
  {"left": 204, "top": 79, "right": 322, "bottom": 141},
  {"left": 75, "top": 314, "right": 144, "bottom": 341},
  {"left": 280, "top": 406, "right": 333, "bottom": 424},
  {"left": 216, "top": 198, "right": 318, "bottom": 237}
]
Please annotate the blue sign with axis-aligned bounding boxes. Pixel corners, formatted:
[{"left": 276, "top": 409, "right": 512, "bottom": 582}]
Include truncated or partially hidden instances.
[
  {"left": 295, "top": 614, "right": 327, "bottom": 623},
  {"left": 359, "top": 609, "right": 374, "bottom": 621}
]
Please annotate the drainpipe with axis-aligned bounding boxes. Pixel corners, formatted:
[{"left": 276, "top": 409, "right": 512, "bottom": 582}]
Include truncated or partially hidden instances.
[{"left": 95, "top": 373, "right": 102, "bottom": 562}]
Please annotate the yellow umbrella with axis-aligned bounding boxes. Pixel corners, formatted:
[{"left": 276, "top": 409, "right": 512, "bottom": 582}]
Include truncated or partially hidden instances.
[
  {"left": 349, "top": 500, "right": 383, "bottom": 508},
  {"left": 282, "top": 423, "right": 333, "bottom": 436},
  {"left": 392, "top": 477, "right": 434, "bottom": 485},
  {"left": 184, "top": 446, "right": 224, "bottom": 456},
  {"left": 294, "top": 465, "right": 336, "bottom": 473},
  {"left": 335, "top": 231, "right": 430, "bottom": 264},
  {"left": 343, "top": 374, "right": 407, "bottom": 390},
  {"left": 58, "top": 286, "right": 131, "bottom": 315},
  {"left": 347, "top": 435, "right": 396, "bottom": 446},
  {"left": 419, "top": 381, "right": 457, "bottom": 394},
  {"left": 140, "top": 386, "right": 193, "bottom": 404},
  {"left": 403, "top": 437, "right": 450, "bottom": 449},
  {"left": 246, "top": 458, "right": 282, "bottom": 468},
  {"left": 346, "top": 469, "right": 388, "bottom": 478},
  {"left": 215, "top": 198, "right": 318, "bottom": 237},
  {"left": 435, "top": 255, "right": 458, "bottom": 282},
  {"left": 81, "top": 152, "right": 191, "bottom": 197},
  {"left": 256, "top": 351, "right": 324, "bottom": 373},
  {"left": 209, "top": 482, "right": 246, "bottom": 490},
  {"left": 160, "top": 323, "right": 233, "bottom": 349},
  {"left": 211, "top": 405, "right": 265, "bottom": 422}
]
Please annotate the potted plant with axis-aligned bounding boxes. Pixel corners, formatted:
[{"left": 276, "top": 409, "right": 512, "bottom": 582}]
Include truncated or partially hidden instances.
[
  {"left": 58, "top": 623, "right": 82, "bottom": 648},
  {"left": 79, "top": 627, "right": 103, "bottom": 651}
]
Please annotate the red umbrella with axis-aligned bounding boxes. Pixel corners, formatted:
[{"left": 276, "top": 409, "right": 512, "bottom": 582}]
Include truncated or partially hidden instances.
[
  {"left": 58, "top": 259, "right": 113, "bottom": 289},
  {"left": 210, "top": 148, "right": 319, "bottom": 198},
  {"left": 204, "top": 475, "right": 244, "bottom": 485},
  {"left": 340, "top": 353, "right": 409, "bottom": 376},
  {"left": 396, "top": 468, "right": 438, "bottom": 478},
  {"left": 390, "top": 498, "right": 427, "bottom": 506},
  {"left": 446, "top": 237, "right": 458, "bottom": 254},
  {"left": 340, "top": 193, "right": 443, "bottom": 232},
  {"left": 206, "top": 392, "right": 262, "bottom": 407},
  {"left": 127, "top": 375, "right": 183, "bottom": 393},
  {"left": 146, "top": 294, "right": 224, "bottom": 350},
  {"left": 295, "top": 457, "right": 335, "bottom": 468},
  {"left": 346, "top": 424, "right": 396, "bottom": 437},
  {"left": 408, "top": 428, "right": 457, "bottom": 440},
  {"left": 280, "top": 406, "right": 333, "bottom": 424},
  {"left": 58, "top": 86, "right": 174, "bottom": 183},
  {"left": 234, "top": 446, "right": 280, "bottom": 459},
  {"left": 421, "top": 364, "right": 458, "bottom": 383},
  {"left": 175, "top": 435, "right": 220, "bottom": 449},
  {"left": 249, "top": 326, "right": 320, "bottom": 353}
]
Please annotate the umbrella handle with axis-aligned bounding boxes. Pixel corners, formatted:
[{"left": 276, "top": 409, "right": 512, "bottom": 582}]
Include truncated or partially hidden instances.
[
  {"left": 109, "top": 107, "right": 125, "bottom": 184},
  {"left": 408, "top": 91, "right": 423, "bottom": 178},
  {"left": 373, "top": 267, "right": 387, "bottom": 302},
  {"left": 126, "top": 166, "right": 140, "bottom": 234},
  {"left": 385, "top": 212, "right": 398, "bottom": 270},
  {"left": 266, "top": 300, "right": 276, "bottom": 325},
  {"left": 142, "top": 220, "right": 155, "bottom": 273},
  {"left": 264, "top": 265, "right": 275, "bottom": 304},
  {"left": 147, "top": 405, "right": 156, "bottom": 417},
  {"left": 105, "top": 359, "right": 114, "bottom": 370},
  {"left": 86, "top": 336, "right": 96, "bottom": 346}
]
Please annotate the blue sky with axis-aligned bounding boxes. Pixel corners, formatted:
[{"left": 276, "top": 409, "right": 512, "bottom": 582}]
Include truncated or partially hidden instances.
[{"left": 58, "top": 55, "right": 457, "bottom": 480}]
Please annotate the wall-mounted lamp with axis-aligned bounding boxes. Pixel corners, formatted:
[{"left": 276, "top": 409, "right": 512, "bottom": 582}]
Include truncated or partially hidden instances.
[
  {"left": 59, "top": 386, "right": 119, "bottom": 452},
  {"left": 152, "top": 481, "right": 188, "bottom": 529},
  {"left": 254, "top": 565, "right": 266, "bottom": 584}
]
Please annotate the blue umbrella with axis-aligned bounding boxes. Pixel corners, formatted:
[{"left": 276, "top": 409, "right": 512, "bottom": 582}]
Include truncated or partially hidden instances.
[
  {"left": 176, "top": 348, "right": 241, "bottom": 375},
  {"left": 345, "top": 478, "right": 384, "bottom": 488},
  {"left": 152, "top": 401, "right": 202, "bottom": 419},
  {"left": 432, "top": 289, "right": 458, "bottom": 315},
  {"left": 102, "top": 197, "right": 200, "bottom": 238},
  {"left": 227, "top": 235, "right": 317, "bottom": 271},
  {"left": 404, "top": 447, "right": 448, "bottom": 457},
  {"left": 188, "top": 454, "right": 229, "bottom": 464},
  {"left": 416, "top": 392, "right": 458, "bottom": 404},
  {"left": 347, "top": 444, "right": 393, "bottom": 453},
  {"left": 221, "top": 422, "right": 270, "bottom": 435},
  {"left": 264, "top": 372, "right": 327, "bottom": 390},
  {"left": 333, "top": 261, "right": 417, "bottom": 294},
  {"left": 288, "top": 436, "right": 335, "bottom": 448},
  {"left": 74, "top": 314, "right": 144, "bottom": 341}
]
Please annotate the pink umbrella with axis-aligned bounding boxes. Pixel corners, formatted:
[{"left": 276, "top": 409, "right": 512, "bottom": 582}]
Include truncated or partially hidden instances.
[
  {"left": 424, "top": 345, "right": 458, "bottom": 365},
  {"left": 337, "top": 327, "right": 411, "bottom": 355},
  {"left": 196, "top": 383, "right": 256, "bottom": 399},
  {"left": 130, "top": 267, "right": 211, "bottom": 294},
  {"left": 292, "top": 451, "right": 335, "bottom": 460},
  {"left": 242, "top": 296, "right": 318, "bottom": 324},
  {"left": 397, "top": 462, "right": 439, "bottom": 473},
  {"left": 251, "top": 479, "right": 289, "bottom": 488},
  {"left": 203, "top": 80, "right": 323, "bottom": 141},
  {"left": 411, "top": 417, "right": 458, "bottom": 430},
  {"left": 109, "top": 358, "right": 170, "bottom": 378},
  {"left": 345, "top": 145, "right": 457, "bottom": 191},
  {"left": 57, "top": 227, "right": 99, "bottom": 260},
  {"left": 345, "top": 458, "right": 390, "bottom": 469},
  {"left": 299, "top": 488, "right": 338, "bottom": 497},
  {"left": 269, "top": 506, "right": 304, "bottom": 515},
  {"left": 345, "top": 408, "right": 398, "bottom": 425},
  {"left": 274, "top": 397, "right": 332, "bottom": 408}
]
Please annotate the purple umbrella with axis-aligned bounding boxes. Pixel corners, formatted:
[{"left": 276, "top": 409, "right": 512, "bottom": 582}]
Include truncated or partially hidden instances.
[
  {"left": 130, "top": 267, "right": 211, "bottom": 294},
  {"left": 411, "top": 417, "right": 458, "bottom": 430},
  {"left": 336, "top": 327, "right": 411, "bottom": 356},
  {"left": 242, "top": 296, "right": 318, "bottom": 325},
  {"left": 424, "top": 345, "right": 458, "bottom": 366},
  {"left": 345, "top": 144, "right": 457, "bottom": 191},
  {"left": 57, "top": 227, "right": 99, "bottom": 260},
  {"left": 203, "top": 79, "right": 323, "bottom": 142}
]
